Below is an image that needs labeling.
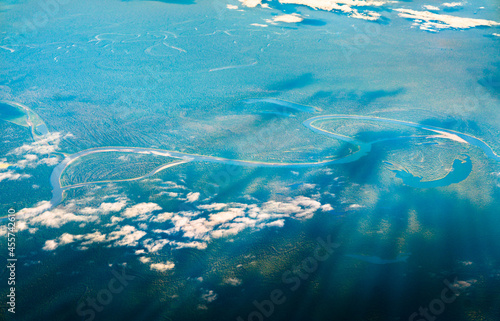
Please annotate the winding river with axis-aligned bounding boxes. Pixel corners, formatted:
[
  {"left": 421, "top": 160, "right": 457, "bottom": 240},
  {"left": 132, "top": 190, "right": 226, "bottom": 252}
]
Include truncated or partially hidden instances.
[
  {"left": 44, "top": 113, "right": 500, "bottom": 209},
  {"left": 6, "top": 99, "right": 498, "bottom": 210}
]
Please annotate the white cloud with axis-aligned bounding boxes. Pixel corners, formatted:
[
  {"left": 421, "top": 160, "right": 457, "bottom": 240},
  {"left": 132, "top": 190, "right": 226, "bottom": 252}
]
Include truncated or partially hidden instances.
[
  {"left": 201, "top": 289, "right": 218, "bottom": 302},
  {"left": 224, "top": 277, "right": 242, "bottom": 286},
  {"left": 81, "top": 231, "right": 107, "bottom": 244},
  {"left": 43, "top": 240, "right": 59, "bottom": 251},
  {"left": 5, "top": 132, "right": 69, "bottom": 171},
  {"left": 108, "top": 225, "right": 147, "bottom": 247},
  {"left": 159, "top": 181, "right": 186, "bottom": 190},
  {"left": 395, "top": 8, "right": 500, "bottom": 31},
  {"left": 442, "top": 2, "right": 464, "bottom": 8},
  {"left": 0, "top": 170, "right": 31, "bottom": 182},
  {"left": 10, "top": 132, "right": 68, "bottom": 156},
  {"left": 150, "top": 261, "right": 175, "bottom": 272},
  {"left": 198, "top": 203, "right": 227, "bottom": 211},
  {"left": 239, "top": 0, "right": 265, "bottom": 8},
  {"left": 268, "top": 13, "right": 304, "bottom": 23},
  {"left": 12, "top": 153, "right": 60, "bottom": 169},
  {"left": 227, "top": 4, "right": 238, "bottom": 9},
  {"left": 150, "top": 196, "right": 328, "bottom": 245},
  {"left": 186, "top": 192, "right": 200, "bottom": 203},
  {"left": 33, "top": 194, "right": 330, "bottom": 254},
  {"left": 321, "top": 204, "right": 333, "bottom": 211},
  {"left": 30, "top": 208, "right": 96, "bottom": 228},
  {"left": 152, "top": 212, "right": 174, "bottom": 223},
  {"left": 170, "top": 240, "right": 208, "bottom": 250},
  {"left": 277, "top": 0, "right": 385, "bottom": 21},
  {"left": 208, "top": 208, "right": 245, "bottom": 225},
  {"left": 16, "top": 221, "right": 28, "bottom": 231},
  {"left": 423, "top": 5, "right": 440, "bottom": 10},
  {"left": 17, "top": 201, "right": 52, "bottom": 218},
  {"left": 80, "top": 200, "right": 127, "bottom": 215},
  {"left": 259, "top": 196, "right": 322, "bottom": 219},
  {"left": 301, "top": 183, "right": 316, "bottom": 190},
  {"left": 38, "top": 157, "right": 60, "bottom": 166},
  {"left": 41, "top": 233, "right": 84, "bottom": 251},
  {"left": 41, "top": 229, "right": 121, "bottom": 251},
  {"left": 143, "top": 238, "right": 169, "bottom": 253},
  {"left": 448, "top": 279, "right": 477, "bottom": 291},
  {"left": 264, "top": 219, "right": 285, "bottom": 228},
  {"left": 123, "top": 202, "right": 162, "bottom": 220}
]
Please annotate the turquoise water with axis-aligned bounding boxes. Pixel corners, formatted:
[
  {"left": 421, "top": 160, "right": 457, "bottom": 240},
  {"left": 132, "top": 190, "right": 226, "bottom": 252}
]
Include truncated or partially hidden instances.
[
  {"left": 389, "top": 155, "right": 473, "bottom": 188},
  {"left": 0, "top": 102, "right": 24, "bottom": 121},
  {"left": 1, "top": 0, "right": 499, "bottom": 321}
]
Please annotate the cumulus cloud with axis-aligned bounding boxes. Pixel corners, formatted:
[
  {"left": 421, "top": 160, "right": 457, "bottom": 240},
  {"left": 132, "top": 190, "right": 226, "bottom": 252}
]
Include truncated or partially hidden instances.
[
  {"left": 448, "top": 278, "right": 477, "bottom": 291},
  {"left": 151, "top": 212, "right": 174, "bottom": 223},
  {"left": 170, "top": 240, "right": 207, "bottom": 250},
  {"left": 201, "top": 289, "right": 218, "bottom": 303},
  {"left": 321, "top": 204, "right": 333, "bottom": 211},
  {"left": 123, "top": 202, "right": 162, "bottom": 220},
  {"left": 186, "top": 192, "right": 200, "bottom": 203},
  {"left": 31, "top": 192, "right": 331, "bottom": 255},
  {"left": 277, "top": 0, "right": 384, "bottom": 21},
  {"left": 13, "top": 154, "right": 60, "bottom": 169},
  {"left": 80, "top": 231, "right": 107, "bottom": 244},
  {"left": 244, "top": 0, "right": 387, "bottom": 18},
  {"left": 423, "top": 5, "right": 440, "bottom": 11},
  {"left": 15, "top": 221, "right": 29, "bottom": 231},
  {"left": 198, "top": 203, "right": 227, "bottom": 211},
  {"left": 10, "top": 132, "right": 69, "bottom": 155},
  {"left": 143, "top": 238, "right": 170, "bottom": 253},
  {"left": 442, "top": 2, "right": 464, "bottom": 8},
  {"left": 17, "top": 201, "right": 52, "bottom": 218},
  {"left": 108, "top": 225, "right": 147, "bottom": 247},
  {"left": 150, "top": 261, "right": 175, "bottom": 272},
  {"left": 266, "top": 13, "right": 304, "bottom": 24},
  {"left": 80, "top": 200, "right": 127, "bottom": 215},
  {"left": 43, "top": 240, "right": 59, "bottom": 251},
  {"left": 158, "top": 181, "right": 186, "bottom": 190},
  {"left": 224, "top": 277, "right": 242, "bottom": 286},
  {"left": 30, "top": 208, "right": 96, "bottom": 228},
  {"left": 0, "top": 170, "right": 31, "bottom": 182},
  {"left": 3, "top": 132, "right": 69, "bottom": 177},
  {"left": 42, "top": 232, "right": 82, "bottom": 250},
  {"left": 395, "top": 8, "right": 500, "bottom": 31},
  {"left": 147, "top": 196, "right": 331, "bottom": 247},
  {"left": 41, "top": 227, "right": 138, "bottom": 251},
  {"left": 239, "top": 0, "right": 269, "bottom": 8}
]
